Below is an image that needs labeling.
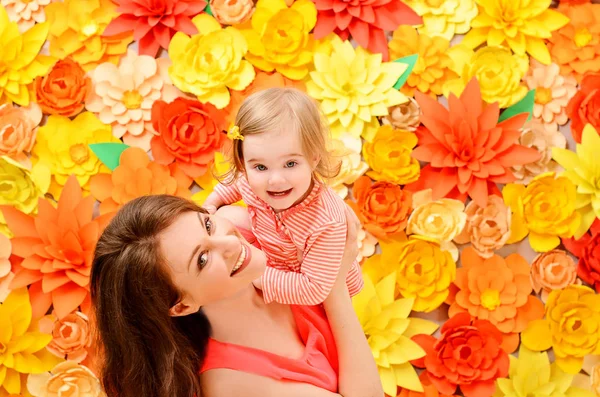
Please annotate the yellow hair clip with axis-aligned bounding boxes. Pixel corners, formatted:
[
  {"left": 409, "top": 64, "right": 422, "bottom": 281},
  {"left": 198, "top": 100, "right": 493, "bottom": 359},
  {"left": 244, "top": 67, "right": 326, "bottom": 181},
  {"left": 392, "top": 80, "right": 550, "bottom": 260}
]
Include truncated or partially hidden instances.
[{"left": 227, "top": 124, "right": 244, "bottom": 141}]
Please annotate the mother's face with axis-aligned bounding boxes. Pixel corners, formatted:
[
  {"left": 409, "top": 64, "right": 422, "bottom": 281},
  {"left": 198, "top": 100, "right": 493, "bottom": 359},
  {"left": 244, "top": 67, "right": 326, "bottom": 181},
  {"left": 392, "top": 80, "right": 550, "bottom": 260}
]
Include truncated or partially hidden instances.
[{"left": 159, "top": 210, "right": 265, "bottom": 316}]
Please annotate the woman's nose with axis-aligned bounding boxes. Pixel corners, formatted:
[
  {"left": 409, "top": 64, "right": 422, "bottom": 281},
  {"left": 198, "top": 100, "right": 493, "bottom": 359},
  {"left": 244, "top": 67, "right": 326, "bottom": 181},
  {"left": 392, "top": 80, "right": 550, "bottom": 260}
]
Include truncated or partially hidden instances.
[{"left": 207, "top": 235, "right": 241, "bottom": 260}]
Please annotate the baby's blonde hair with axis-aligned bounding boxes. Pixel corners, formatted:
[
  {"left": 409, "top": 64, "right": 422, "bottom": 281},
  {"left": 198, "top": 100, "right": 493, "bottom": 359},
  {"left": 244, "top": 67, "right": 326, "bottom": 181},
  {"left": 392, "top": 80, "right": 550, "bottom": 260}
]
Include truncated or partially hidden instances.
[{"left": 217, "top": 87, "right": 341, "bottom": 185}]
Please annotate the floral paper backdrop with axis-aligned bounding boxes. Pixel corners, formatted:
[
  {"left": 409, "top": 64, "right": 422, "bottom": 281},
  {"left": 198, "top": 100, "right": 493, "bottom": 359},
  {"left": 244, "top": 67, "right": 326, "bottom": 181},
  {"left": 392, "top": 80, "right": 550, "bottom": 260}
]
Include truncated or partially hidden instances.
[{"left": 1, "top": 0, "right": 600, "bottom": 396}]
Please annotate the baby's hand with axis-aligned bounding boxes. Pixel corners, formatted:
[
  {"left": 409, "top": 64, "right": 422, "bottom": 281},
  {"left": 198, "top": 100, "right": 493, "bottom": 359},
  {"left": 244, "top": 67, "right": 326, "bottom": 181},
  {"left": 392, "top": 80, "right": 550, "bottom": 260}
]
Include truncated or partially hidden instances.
[{"left": 204, "top": 204, "right": 217, "bottom": 214}]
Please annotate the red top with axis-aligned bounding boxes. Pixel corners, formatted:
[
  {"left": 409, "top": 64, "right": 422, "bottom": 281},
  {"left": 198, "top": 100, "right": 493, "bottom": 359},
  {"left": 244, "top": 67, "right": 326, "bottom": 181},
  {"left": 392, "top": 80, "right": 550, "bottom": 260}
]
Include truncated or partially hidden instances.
[{"left": 200, "top": 304, "right": 339, "bottom": 392}]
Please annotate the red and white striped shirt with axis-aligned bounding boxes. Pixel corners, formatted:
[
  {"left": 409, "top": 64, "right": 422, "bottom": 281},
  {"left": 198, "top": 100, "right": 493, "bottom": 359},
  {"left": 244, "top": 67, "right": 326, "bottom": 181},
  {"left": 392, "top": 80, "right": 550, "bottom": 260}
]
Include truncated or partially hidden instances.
[{"left": 214, "top": 178, "right": 363, "bottom": 305}]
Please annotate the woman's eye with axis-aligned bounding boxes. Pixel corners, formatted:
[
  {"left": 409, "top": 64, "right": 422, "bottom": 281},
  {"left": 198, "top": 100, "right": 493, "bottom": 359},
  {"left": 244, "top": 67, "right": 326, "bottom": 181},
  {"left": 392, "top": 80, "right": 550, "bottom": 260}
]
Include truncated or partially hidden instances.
[
  {"left": 205, "top": 217, "right": 213, "bottom": 234},
  {"left": 198, "top": 251, "right": 208, "bottom": 270},
  {"left": 255, "top": 164, "right": 267, "bottom": 171},
  {"left": 285, "top": 161, "right": 297, "bottom": 168}
]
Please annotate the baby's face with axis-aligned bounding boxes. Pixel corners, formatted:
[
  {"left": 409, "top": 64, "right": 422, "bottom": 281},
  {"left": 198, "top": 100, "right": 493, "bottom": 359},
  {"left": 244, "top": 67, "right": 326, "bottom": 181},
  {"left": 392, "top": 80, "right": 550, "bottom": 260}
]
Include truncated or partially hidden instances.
[{"left": 242, "top": 128, "right": 316, "bottom": 212}]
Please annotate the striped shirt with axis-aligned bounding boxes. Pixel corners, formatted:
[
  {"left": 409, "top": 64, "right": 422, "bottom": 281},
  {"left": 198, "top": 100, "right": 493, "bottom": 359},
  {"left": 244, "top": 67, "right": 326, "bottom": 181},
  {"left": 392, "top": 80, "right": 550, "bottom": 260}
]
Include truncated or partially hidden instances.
[{"left": 213, "top": 178, "right": 363, "bottom": 305}]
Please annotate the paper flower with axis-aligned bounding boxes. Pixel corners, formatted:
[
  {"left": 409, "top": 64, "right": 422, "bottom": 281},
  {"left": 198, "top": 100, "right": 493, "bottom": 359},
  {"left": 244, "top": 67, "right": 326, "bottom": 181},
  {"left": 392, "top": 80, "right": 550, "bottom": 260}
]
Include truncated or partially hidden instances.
[
  {"left": 454, "top": 195, "right": 511, "bottom": 259},
  {"left": 91, "top": 147, "right": 192, "bottom": 215},
  {"left": 447, "top": 247, "right": 545, "bottom": 353},
  {"left": 412, "top": 312, "right": 509, "bottom": 397},
  {"left": 85, "top": 51, "right": 180, "bottom": 151},
  {"left": 382, "top": 97, "right": 421, "bottom": 132},
  {"left": 0, "top": 103, "right": 42, "bottom": 166},
  {"left": 443, "top": 46, "right": 529, "bottom": 109},
  {"left": 353, "top": 272, "right": 438, "bottom": 395},
  {"left": 210, "top": 0, "right": 253, "bottom": 25},
  {"left": 0, "top": 288, "right": 58, "bottom": 396},
  {"left": 35, "top": 58, "right": 91, "bottom": 118},
  {"left": 307, "top": 36, "right": 408, "bottom": 150},
  {"left": 530, "top": 250, "right": 579, "bottom": 302},
  {"left": 511, "top": 119, "right": 567, "bottom": 185},
  {"left": 552, "top": 125, "right": 600, "bottom": 238},
  {"left": 563, "top": 219, "right": 600, "bottom": 293},
  {"left": 548, "top": 4, "right": 600, "bottom": 82},
  {"left": 566, "top": 74, "right": 600, "bottom": 143},
  {"left": 31, "top": 112, "right": 120, "bottom": 199},
  {"left": 103, "top": 0, "right": 205, "bottom": 57},
  {"left": 2, "top": 0, "right": 51, "bottom": 32},
  {"left": 388, "top": 26, "right": 458, "bottom": 97},
  {"left": 407, "top": 78, "right": 541, "bottom": 207},
  {"left": 496, "top": 345, "right": 596, "bottom": 397},
  {"left": 312, "top": 0, "right": 421, "bottom": 61},
  {"left": 524, "top": 61, "right": 578, "bottom": 130},
  {"left": 0, "top": 6, "right": 54, "bottom": 106},
  {"left": 168, "top": 14, "right": 254, "bottom": 109},
  {"left": 0, "top": 233, "right": 13, "bottom": 302},
  {"left": 38, "top": 311, "right": 92, "bottom": 363},
  {"left": 237, "top": 0, "right": 315, "bottom": 80},
  {"left": 462, "top": 0, "right": 569, "bottom": 64},
  {"left": 357, "top": 228, "right": 377, "bottom": 264},
  {"left": 346, "top": 176, "right": 412, "bottom": 241},
  {"left": 326, "top": 139, "right": 368, "bottom": 199},
  {"left": 402, "top": 0, "right": 477, "bottom": 40},
  {"left": 45, "top": 0, "right": 133, "bottom": 71},
  {"left": 362, "top": 125, "right": 420, "bottom": 186},
  {"left": 522, "top": 285, "right": 600, "bottom": 374},
  {"left": 27, "top": 361, "right": 105, "bottom": 397}
]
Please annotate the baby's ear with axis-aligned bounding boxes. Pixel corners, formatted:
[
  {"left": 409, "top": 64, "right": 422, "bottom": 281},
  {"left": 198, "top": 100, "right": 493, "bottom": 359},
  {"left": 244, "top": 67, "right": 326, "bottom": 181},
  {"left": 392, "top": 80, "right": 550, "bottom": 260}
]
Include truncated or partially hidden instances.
[{"left": 311, "top": 154, "right": 321, "bottom": 169}]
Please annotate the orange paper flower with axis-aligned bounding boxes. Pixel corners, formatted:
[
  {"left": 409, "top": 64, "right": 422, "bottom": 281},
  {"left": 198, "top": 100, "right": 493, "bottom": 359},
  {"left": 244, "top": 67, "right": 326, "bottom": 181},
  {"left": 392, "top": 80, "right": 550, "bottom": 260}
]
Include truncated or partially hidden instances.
[
  {"left": 90, "top": 147, "right": 192, "bottom": 215},
  {"left": 0, "top": 103, "right": 41, "bottom": 166},
  {"left": 447, "top": 247, "right": 545, "bottom": 353},
  {"left": 530, "top": 249, "right": 579, "bottom": 301},
  {"left": 210, "top": 0, "right": 254, "bottom": 25},
  {"left": 0, "top": 233, "right": 14, "bottom": 302},
  {"left": 38, "top": 311, "right": 92, "bottom": 363},
  {"left": 563, "top": 219, "right": 600, "bottom": 292},
  {"left": 382, "top": 97, "right": 421, "bottom": 131},
  {"left": 398, "top": 372, "right": 458, "bottom": 397},
  {"left": 1, "top": 175, "right": 113, "bottom": 319},
  {"left": 406, "top": 78, "right": 541, "bottom": 207},
  {"left": 566, "top": 73, "right": 600, "bottom": 143}
]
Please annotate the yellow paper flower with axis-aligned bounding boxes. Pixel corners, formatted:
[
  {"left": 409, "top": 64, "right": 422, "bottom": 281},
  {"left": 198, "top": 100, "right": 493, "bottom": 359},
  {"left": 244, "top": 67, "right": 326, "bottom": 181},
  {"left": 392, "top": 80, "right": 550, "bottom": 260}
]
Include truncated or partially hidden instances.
[
  {"left": 27, "top": 361, "right": 106, "bottom": 397},
  {"left": 552, "top": 124, "right": 600, "bottom": 239},
  {"left": 402, "top": 0, "right": 477, "bottom": 40},
  {"left": 192, "top": 151, "right": 245, "bottom": 207},
  {"left": 502, "top": 172, "right": 580, "bottom": 252},
  {"left": 388, "top": 26, "right": 458, "bottom": 97},
  {"left": 0, "top": 288, "right": 60, "bottom": 396},
  {"left": 381, "top": 97, "right": 421, "bottom": 132},
  {"left": 45, "top": 0, "right": 133, "bottom": 71},
  {"left": 168, "top": 14, "right": 255, "bottom": 109},
  {"left": 353, "top": 271, "right": 439, "bottom": 395},
  {"left": 522, "top": 285, "right": 600, "bottom": 375},
  {"left": 326, "top": 139, "right": 368, "bottom": 199},
  {"left": 307, "top": 35, "right": 408, "bottom": 151},
  {"left": 31, "top": 112, "right": 120, "bottom": 199},
  {"left": 2, "top": 0, "right": 52, "bottom": 32},
  {"left": 238, "top": 0, "right": 316, "bottom": 80},
  {"left": 0, "top": 6, "right": 54, "bottom": 106},
  {"left": 444, "top": 46, "right": 529, "bottom": 108},
  {"left": 362, "top": 125, "right": 420, "bottom": 186},
  {"left": 462, "top": 0, "right": 570, "bottom": 65},
  {"left": 0, "top": 156, "right": 50, "bottom": 237}
]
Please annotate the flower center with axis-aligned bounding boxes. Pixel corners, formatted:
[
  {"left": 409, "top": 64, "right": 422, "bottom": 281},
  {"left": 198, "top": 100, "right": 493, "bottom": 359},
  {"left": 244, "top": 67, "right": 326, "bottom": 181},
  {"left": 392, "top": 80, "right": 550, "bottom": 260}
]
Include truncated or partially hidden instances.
[
  {"left": 535, "top": 87, "right": 553, "bottom": 105},
  {"left": 0, "top": 342, "right": 5, "bottom": 354},
  {"left": 81, "top": 21, "right": 99, "bottom": 37},
  {"left": 122, "top": 90, "right": 143, "bottom": 110},
  {"left": 481, "top": 289, "right": 501, "bottom": 310},
  {"left": 574, "top": 27, "right": 592, "bottom": 48},
  {"left": 69, "top": 144, "right": 90, "bottom": 165}
]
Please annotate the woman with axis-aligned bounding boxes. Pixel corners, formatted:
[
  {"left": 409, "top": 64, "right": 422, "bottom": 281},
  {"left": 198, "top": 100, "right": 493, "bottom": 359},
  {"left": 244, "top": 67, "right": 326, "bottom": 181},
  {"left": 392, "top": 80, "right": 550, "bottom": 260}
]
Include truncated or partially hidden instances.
[{"left": 91, "top": 195, "right": 382, "bottom": 397}]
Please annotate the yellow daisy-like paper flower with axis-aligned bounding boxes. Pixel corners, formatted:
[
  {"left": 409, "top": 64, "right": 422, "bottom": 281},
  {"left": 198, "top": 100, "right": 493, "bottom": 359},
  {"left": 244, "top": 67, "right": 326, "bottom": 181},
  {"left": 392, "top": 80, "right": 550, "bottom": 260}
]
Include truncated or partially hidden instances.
[
  {"left": 307, "top": 35, "right": 408, "bottom": 151},
  {"left": 362, "top": 125, "right": 420, "bottom": 185},
  {"left": 402, "top": 0, "right": 477, "bottom": 40},
  {"left": 31, "top": 112, "right": 120, "bottom": 199},
  {"left": 2, "top": 0, "right": 52, "bottom": 32},
  {"left": 45, "top": 0, "right": 133, "bottom": 72},
  {"left": 353, "top": 271, "right": 439, "bottom": 395},
  {"left": 0, "top": 6, "right": 54, "bottom": 106},
  {"left": 462, "top": 0, "right": 570, "bottom": 65},
  {"left": 168, "top": 14, "right": 255, "bottom": 109},
  {"left": 192, "top": 151, "right": 245, "bottom": 207},
  {"left": 444, "top": 45, "right": 529, "bottom": 108},
  {"left": 326, "top": 139, "right": 368, "bottom": 199},
  {"left": 503, "top": 172, "right": 581, "bottom": 252},
  {"left": 238, "top": 0, "right": 316, "bottom": 81},
  {"left": 388, "top": 25, "right": 458, "bottom": 97}
]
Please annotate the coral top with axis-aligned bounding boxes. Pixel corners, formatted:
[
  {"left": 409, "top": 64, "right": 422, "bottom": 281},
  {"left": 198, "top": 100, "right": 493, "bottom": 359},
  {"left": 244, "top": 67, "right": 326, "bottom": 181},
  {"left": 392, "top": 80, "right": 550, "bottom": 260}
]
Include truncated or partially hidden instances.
[{"left": 200, "top": 304, "right": 339, "bottom": 393}]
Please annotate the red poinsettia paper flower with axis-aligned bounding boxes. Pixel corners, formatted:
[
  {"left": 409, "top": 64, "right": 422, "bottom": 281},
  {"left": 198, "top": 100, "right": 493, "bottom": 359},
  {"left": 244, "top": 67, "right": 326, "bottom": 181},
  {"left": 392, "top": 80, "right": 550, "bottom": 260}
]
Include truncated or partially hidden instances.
[
  {"left": 562, "top": 219, "right": 600, "bottom": 292},
  {"left": 103, "top": 0, "right": 206, "bottom": 57},
  {"left": 312, "top": 0, "right": 421, "bottom": 61},
  {"left": 406, "top": 78, "right": 541, "bottom": 207}
]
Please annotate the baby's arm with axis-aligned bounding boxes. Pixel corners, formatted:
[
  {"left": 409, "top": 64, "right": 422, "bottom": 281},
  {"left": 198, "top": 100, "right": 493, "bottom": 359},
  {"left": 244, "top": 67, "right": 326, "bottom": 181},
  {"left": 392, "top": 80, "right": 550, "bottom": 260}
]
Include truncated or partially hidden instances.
[
  {"left": 261, "top": 222, "right": 347, "bottom": 306},
  {"left": 204, "top": 182, "right": 243, "bottom": 213}
]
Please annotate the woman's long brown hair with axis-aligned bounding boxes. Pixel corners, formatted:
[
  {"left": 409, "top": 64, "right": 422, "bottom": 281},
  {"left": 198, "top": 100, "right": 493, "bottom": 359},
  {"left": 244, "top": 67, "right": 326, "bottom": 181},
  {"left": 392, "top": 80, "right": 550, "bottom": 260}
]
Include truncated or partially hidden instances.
[{"left": 91, "top": 195, "right": 211, "bottom": 397}]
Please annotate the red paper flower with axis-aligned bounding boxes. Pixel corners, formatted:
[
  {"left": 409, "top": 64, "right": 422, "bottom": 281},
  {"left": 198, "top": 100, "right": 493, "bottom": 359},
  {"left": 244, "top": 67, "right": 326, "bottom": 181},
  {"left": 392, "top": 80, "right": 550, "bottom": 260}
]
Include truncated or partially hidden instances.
[
  {"left": 406, "top": 78, "right": 541, "bottom": 207},
  {"left": 103, "top": 0, "right": 206, "bottom": 57},
  {"left": 563, "top": 219, "right": 600, "bottom": 292},
  {"left": 312, "top": 0, "right": 421, "bottom": 61},
  {"left": 412, "top": 312, "right": 509, "bottom": 397}
]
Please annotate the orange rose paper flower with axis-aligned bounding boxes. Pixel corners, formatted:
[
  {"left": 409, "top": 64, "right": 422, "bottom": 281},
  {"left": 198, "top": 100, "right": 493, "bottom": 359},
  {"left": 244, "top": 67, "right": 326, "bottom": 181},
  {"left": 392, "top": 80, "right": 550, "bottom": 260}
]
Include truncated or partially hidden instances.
[
  {"left": 151, "top": 97, "right": 228, "bottom": 179},
  {"left": 563, "top": 219, "right": 600, "bottom": 292},
  {"left": 566, "top": 73, "right": 600, "bottom": 143},
  {"left": 412, "top": 312, "right": 509, "bottom": 397},
  {"left": 1, "top": 175, "right": 113, "bottom": 319},
  {"left": 39, "top": 311, "right": 92, "bottom": 363},
  {"left": 35, "top": 58, "right": 91, "bottom": 118},
  {"left": 0, "top": 103, "right": 42, "bottom": 166},
  {"left": 210, "top": 0, "right": 254, "bottom": 25},
  {"left": 447, "top": 247, "right": 545, "bottom": 353},
  {"left": 530, "top": 250, "right": 579, "bottom": 301},
  {"left": 90, "top": 147, "right": 192, "bottom": 215},
  {"left": 346, "top": 176, "right": 412, "bottom": 240},
  {"left": 406, "top": 78, "right": 541, "bottom": 207}
]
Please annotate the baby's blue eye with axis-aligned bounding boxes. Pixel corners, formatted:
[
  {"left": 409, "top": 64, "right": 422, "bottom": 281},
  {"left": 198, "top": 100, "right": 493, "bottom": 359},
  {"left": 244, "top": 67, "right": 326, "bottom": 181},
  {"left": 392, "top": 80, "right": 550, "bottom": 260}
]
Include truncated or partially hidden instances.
[
  {"left": 255, "top": 164, "right": 267, "bottom": 171},
  {"left": 285, "top": 161, "right": 297, "bottom": 168}
]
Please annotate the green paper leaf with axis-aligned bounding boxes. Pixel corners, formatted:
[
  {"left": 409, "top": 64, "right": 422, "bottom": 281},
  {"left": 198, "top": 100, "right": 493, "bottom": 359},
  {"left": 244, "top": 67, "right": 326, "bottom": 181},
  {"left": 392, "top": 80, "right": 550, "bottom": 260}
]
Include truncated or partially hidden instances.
[
  {"left": 393, "top": 54, "right": 418, "bottom": 90},
  {"left": 205, "top": 4, "right": 213, "bottom": 16},
  {"left": 498, "top": 89, "right": 535, "bottom": 123},
  {"left": 89, "top": 143, "right": 130, "bottom": 171}
]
